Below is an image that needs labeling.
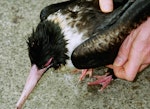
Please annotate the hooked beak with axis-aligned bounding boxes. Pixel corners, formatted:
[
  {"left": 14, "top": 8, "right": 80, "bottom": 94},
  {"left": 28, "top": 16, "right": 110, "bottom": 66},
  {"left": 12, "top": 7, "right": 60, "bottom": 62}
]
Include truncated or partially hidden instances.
[
  {"left": 16, "top": 58, "right": 53, "bottom": 109},
  {"left": 16, "top": 65, "right": 47, "bottom": 109}
]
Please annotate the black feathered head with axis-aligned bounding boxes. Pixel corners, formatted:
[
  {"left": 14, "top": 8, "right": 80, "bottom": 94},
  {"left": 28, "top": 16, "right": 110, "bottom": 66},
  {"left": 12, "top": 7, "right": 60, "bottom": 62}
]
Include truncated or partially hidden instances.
[{"left": 27, "top": 21, "right": 69, "bottom": 69}]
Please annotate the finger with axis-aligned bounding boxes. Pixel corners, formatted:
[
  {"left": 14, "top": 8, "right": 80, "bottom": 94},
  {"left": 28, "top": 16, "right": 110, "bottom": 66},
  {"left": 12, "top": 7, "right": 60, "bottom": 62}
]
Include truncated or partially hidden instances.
[
  {"left": 114, "top": 46, "right": 143, "bottom": 81},
  {"left": 113, "top": 30, "right": 138, "bottom": 66},
  {"left": 113, "top": 62, "right": 140, "bottom": 81},
  {"left": 99, "top": 0, "right": 113, "bottom": 13},
  {"left": 113, "top": 65, "right": 126, "bottom": 79},
  {"left": 123, "top": 17, "right": 150, "bottom": 76}
]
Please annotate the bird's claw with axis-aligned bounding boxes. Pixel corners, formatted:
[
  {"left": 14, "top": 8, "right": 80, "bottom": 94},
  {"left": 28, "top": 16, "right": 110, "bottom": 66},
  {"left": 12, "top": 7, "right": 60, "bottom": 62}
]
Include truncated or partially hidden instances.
[{"left": 88, "top": 73, "right": 113, "bottom": 91}]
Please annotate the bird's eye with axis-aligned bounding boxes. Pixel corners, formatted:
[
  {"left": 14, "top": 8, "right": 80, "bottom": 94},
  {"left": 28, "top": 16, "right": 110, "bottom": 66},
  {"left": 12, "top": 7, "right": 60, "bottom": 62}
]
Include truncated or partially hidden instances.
[{"left": 53, "top": 64, "right": 61, "bottom": 69}]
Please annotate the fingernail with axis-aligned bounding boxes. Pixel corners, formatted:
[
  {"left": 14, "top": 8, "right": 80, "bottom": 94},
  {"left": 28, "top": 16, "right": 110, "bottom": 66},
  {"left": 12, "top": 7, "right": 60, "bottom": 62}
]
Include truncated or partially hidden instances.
[
  {"left": 101, "top": 5, "right": 113, "bottom": 13},
  {"left": 114, "top": 57, "right": 123, "bottom": 66},
  {"left": 99, "top": 0, "right": 114, "bottom": 13}
]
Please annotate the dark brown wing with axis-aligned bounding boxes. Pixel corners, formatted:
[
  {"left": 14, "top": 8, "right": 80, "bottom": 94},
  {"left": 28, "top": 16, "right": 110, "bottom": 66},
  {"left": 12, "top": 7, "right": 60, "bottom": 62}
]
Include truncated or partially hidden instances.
[{"left": 71, "top": 0, "right": 150, "bottom": 69}]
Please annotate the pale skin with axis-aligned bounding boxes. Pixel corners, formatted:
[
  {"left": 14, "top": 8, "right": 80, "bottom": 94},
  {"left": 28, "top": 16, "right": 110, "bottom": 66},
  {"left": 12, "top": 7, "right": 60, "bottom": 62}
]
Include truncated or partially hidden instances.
[{"left": 99, "top": 0, "right": 150, "bottom": 81}]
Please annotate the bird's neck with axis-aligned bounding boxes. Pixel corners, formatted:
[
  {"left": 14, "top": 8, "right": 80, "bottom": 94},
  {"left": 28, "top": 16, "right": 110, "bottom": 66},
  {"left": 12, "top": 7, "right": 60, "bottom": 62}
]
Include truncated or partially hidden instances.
[{"left": 47, "top": 12, "right": 88, "bottom": 68}]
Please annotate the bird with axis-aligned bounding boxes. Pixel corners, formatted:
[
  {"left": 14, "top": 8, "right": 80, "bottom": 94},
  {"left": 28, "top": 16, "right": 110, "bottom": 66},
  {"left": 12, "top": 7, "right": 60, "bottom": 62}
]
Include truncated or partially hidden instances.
[{"left": 16, "top": 0, "right": 150, "bottom": 108}]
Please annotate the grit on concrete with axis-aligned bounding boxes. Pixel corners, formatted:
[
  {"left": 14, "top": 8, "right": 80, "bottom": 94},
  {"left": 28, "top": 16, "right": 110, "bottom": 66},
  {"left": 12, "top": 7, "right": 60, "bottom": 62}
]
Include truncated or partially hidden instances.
[{"left": 0, "top": 0, "right": 149, "bottom": 109}]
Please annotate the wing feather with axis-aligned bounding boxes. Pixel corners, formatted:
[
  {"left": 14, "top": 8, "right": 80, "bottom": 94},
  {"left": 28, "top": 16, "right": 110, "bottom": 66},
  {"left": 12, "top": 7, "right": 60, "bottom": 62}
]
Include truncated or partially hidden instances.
[{"left": 71, "top": 0, "right": 150, "bottom": 69}]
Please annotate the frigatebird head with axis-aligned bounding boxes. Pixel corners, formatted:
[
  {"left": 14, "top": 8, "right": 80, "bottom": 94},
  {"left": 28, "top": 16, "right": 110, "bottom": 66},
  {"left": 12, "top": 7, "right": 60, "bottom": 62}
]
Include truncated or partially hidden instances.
[
  {"left": 16, "top": 20, "right": 69, "bottom": 109},
  {"left": 28, "top": 20, "right": 69, "bottom": 70}
]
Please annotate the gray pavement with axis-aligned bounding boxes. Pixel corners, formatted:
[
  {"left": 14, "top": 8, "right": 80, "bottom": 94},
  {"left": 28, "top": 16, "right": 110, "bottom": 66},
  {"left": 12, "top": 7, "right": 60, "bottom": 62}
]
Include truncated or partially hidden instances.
[{"left": 0, "top": 0, "right": 149, "bottom": 109}]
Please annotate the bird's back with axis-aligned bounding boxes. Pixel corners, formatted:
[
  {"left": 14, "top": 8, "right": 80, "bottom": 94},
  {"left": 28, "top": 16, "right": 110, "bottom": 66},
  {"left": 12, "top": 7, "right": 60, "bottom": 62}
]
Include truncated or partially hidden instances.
[{"left": 41, "top": 0, "right": 127, "bottom": 57}]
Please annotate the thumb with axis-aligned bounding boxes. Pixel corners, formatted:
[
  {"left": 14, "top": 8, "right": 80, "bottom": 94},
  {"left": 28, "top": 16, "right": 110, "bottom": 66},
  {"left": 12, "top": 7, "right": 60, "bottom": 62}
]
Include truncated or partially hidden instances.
[
  {"left": 113, "top": 40, "right": 130, "bottom": 66},
  {"left": 113, "top": 30, "right": 137, "bottom": 66},
  {"left": 99, "top": 0, "right": 113, "bottom": 13}
]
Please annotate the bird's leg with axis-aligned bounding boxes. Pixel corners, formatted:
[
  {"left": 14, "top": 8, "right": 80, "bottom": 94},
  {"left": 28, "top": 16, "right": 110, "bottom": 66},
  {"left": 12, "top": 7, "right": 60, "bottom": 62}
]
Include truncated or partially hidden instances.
[
  {"left": 16, "top": 65, "right": 47, "bottom": 109},
  {"left": 79, "top": 69, "right": 93, "bottom": 81},
  {"left": 71, "top": 69, "right": 80, "bottom": 73},
  {"left": 71, "top": 68, "right": 93, "bottom": 81},
  {"left": 88, "top": 65, "right": 115, "bottom": 91}
]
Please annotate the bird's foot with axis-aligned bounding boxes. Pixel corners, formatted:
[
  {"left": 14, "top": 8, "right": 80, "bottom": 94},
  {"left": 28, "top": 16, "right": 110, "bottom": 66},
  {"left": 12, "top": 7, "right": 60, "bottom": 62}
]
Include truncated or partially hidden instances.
[{"left": 88, "top": 73, "right": 113, "bottom": 91}]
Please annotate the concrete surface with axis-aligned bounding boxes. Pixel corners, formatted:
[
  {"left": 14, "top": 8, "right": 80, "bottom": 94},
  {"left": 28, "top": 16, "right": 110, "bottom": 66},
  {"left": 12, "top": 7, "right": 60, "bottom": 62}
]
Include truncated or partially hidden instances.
[{"left": 0, "top": 0, "right": 149, "bottom": 109}]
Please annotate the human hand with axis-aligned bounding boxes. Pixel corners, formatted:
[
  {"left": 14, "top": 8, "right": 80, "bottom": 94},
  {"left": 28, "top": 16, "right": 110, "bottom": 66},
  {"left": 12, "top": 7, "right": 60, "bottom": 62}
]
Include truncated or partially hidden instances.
[
  {"left": 99, "top": 0, "right": 113, "bottom": 13},
  {"left": 113, "top": 17, "right": 150, "bottom": 81},
  {"left": 99, "top": 0, "right": 150, "bottom": 81}
]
